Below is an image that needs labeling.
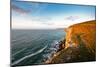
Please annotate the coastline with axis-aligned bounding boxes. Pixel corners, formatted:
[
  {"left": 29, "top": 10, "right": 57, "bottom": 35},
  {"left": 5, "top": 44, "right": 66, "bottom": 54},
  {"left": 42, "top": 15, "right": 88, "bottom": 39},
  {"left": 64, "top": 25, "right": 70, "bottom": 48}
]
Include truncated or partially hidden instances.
[{"left": 45, "top": 20, "right": 96, "bottom": 64}]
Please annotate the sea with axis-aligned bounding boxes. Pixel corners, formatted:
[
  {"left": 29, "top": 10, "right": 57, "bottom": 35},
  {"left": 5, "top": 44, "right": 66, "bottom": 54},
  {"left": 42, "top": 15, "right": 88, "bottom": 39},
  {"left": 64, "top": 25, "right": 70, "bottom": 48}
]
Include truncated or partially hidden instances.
[{"left": 11, "top": 29, "right": 65, "bottom": 66}]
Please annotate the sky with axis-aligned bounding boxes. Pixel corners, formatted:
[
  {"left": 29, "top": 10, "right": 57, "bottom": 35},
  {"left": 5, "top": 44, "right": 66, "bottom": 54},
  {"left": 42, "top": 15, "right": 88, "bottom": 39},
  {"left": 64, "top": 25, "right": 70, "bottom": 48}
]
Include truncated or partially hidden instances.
[{"left": 11, "top": 0, "right": 96, "bottom": 29}]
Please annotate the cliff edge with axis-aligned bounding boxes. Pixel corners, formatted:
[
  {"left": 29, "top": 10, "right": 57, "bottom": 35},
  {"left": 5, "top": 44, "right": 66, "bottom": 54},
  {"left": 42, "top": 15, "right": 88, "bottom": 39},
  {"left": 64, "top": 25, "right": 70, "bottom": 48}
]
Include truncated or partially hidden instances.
[{"left": 46, "top": 20, "right": 96, "bottom": 64}]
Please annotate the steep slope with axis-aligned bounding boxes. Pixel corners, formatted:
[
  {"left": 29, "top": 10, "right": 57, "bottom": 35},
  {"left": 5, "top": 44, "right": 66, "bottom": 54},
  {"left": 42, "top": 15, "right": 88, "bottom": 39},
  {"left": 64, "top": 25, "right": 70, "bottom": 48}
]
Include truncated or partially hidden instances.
[
  {"left": 46, "top": 20, "right": 96, "bottom": 64},
  {"left": 65, "top": 20, "right": 96, "bottom": 54}
]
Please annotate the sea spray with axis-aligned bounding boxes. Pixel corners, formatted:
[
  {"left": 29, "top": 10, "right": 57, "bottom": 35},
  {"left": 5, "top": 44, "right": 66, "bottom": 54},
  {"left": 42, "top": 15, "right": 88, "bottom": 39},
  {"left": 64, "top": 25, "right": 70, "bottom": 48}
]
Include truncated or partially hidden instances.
[{"left": 42, "top": 39, "right": 65, "bottom": 63}]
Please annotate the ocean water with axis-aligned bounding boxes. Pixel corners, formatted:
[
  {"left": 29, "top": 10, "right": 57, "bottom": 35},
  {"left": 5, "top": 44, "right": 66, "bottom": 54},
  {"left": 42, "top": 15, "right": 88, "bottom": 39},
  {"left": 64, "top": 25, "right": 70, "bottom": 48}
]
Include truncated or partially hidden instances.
[{"left": 11, "top": 29, "right": 65, "bottom": 66}]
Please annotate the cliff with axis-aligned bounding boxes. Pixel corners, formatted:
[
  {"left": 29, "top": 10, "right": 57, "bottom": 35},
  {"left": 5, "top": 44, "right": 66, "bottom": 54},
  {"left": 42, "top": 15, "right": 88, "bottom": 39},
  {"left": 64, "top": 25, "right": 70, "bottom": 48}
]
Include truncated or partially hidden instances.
[
  {"left": 46, "top": 20, "right": 96, "bottom": 64},
  {"left": 65, "top": 20, "right": 96, "bottom": 54}
]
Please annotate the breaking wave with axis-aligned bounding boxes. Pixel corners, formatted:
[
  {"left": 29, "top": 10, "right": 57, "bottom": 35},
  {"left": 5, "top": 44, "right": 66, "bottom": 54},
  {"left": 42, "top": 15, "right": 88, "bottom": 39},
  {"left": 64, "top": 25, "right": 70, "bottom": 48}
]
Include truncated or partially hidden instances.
[{"left": 12, "top": 45, "right": 47, "bottom": 66}]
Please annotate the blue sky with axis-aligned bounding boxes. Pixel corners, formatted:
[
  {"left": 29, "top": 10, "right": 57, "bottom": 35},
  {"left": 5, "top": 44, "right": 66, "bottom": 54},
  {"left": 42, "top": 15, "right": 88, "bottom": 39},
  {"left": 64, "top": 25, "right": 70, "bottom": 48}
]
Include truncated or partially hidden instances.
[{"left": 11, "top": 1, "right": 96, "bottom": 29}]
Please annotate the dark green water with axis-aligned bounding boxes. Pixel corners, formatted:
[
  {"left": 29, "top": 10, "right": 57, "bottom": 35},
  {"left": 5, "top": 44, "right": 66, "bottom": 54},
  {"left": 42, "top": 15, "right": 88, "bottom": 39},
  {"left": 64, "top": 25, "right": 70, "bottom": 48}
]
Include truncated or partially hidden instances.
[{"left": 11, "top": 29, "right": 65, "bottom": 66}]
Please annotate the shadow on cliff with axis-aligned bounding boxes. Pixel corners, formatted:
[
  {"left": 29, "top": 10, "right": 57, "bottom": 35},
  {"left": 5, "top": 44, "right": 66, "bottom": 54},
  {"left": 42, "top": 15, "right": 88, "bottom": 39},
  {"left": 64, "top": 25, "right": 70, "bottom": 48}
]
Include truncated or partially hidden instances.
[{"left": 48, "top": 33, "right": 96, "bottom": 64}]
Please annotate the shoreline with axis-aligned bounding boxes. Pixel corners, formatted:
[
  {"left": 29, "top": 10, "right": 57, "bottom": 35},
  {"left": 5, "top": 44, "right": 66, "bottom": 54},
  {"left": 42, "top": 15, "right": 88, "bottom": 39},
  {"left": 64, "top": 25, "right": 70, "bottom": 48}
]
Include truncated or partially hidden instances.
[
  {"left": 45, "top": 20, "right": 96, "bottom": 64},
  {"left": 44, "top": 38, "right": 66, "bottom": 64}
]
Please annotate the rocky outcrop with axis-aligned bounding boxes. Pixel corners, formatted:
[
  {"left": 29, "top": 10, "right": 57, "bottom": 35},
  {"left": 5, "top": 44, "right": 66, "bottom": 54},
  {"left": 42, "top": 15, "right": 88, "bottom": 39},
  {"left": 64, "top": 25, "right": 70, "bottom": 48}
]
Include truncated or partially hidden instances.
[
  {"left": 65, "top": 20, "right": 96, "bottom": 54},
  {"left": 46, "top": 20, "right": 96, "bottom": 64}
]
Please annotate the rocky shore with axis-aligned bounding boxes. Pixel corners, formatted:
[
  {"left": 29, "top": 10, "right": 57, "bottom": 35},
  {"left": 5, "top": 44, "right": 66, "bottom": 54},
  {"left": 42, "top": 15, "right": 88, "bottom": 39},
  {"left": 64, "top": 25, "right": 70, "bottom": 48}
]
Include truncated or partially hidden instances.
[{"left": 45, "top": 20, "right": 96, "bottom": 64}]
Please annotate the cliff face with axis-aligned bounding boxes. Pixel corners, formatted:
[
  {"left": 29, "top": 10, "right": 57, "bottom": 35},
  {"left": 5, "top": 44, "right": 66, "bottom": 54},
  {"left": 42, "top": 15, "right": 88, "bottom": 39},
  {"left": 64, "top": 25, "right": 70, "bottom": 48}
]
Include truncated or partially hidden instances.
[
  {"left": 47, "top": 20, "right": 96, "bottom": 64},
  {"left": 65, "top": 20, "right": 96, "bottom": 54}
]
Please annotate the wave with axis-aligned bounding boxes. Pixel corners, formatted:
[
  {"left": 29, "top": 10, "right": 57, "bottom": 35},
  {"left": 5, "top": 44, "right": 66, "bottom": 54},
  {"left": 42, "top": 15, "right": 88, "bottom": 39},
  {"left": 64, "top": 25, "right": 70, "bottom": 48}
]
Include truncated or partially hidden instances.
[
  {"left": 42, "top": 40, "right": 60, "bottom": 61},
  {"left": 12, "top": 48, "right": 27, "bottom": 56},
  {"left": 12, "top": 45, "right": 47, "bottom": 66}
]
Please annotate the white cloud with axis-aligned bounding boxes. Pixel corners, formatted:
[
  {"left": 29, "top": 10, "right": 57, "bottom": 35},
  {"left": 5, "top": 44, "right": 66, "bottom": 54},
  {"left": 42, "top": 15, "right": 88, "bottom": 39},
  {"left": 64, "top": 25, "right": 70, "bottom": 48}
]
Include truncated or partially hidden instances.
[{"left": 12, "top": 14, "right": 95, "bottom": 29}]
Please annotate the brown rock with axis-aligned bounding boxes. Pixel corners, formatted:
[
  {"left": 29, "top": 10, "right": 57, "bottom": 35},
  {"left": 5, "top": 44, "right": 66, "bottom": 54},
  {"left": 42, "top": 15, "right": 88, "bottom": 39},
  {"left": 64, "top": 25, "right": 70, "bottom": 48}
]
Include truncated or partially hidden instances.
[
  {"left": 65, "top": 20, "right": 96, "bottom": 54},
  {"left": 47, "top": 20, "right": 96, "bottom": 64}
]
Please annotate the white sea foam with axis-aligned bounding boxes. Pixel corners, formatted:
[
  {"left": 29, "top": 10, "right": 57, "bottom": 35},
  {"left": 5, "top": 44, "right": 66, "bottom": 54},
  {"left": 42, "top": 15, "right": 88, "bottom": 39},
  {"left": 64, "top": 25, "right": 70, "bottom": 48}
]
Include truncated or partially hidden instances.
[
  {"left": 42, "top": 40, "right": 60, "bottom": 61},
  {"left": 12, "top": 45, "right": 47, "bottom": 66}
]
